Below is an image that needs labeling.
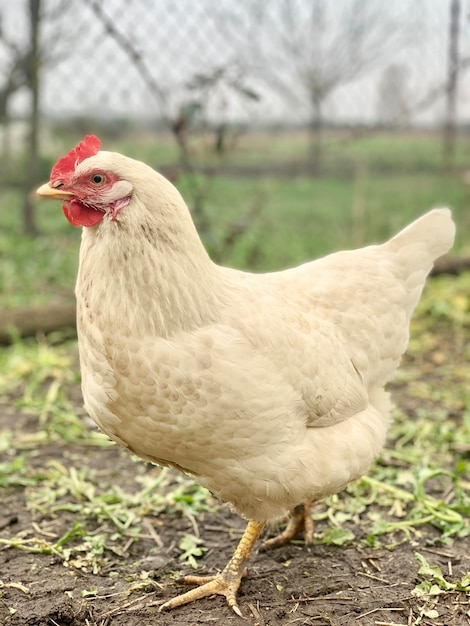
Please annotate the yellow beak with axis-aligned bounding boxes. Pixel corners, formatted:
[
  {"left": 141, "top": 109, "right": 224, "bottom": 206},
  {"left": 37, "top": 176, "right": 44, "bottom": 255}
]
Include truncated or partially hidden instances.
[{"left": 37, "top": 182, "right": 74, "bottom": 201}]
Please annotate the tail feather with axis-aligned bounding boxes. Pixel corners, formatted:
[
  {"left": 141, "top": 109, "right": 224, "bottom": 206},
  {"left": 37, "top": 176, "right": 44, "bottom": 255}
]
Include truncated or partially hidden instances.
[
  {"left": 385, "top": 209, "right": 455, "bottom": 311},
  {"left": 341, "top": 208, "right": 455, "bottom": 387},
  {"left": 387, "top": 208, "right": 455, "bottom": 268}
]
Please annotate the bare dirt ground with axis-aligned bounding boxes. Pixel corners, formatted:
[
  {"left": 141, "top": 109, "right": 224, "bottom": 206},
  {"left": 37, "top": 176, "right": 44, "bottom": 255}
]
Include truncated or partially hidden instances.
[
  {"left": 3, "top": 438, "right": 469, "bottom": 626},
  {"left": 1, "top": 319, "right": 469, "bottom": 626}
]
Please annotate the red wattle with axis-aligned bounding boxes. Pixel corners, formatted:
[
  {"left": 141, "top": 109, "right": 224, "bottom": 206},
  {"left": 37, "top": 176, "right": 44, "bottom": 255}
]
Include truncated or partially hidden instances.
[{"left": 62, "top": 200, "right": 104, "bottom": 227}]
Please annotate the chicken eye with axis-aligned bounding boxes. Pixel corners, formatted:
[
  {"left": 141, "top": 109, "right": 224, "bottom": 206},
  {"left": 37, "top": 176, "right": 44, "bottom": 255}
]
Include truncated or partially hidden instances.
[{"left": 91, "top": 173, "right": 106, "bottom": 185}]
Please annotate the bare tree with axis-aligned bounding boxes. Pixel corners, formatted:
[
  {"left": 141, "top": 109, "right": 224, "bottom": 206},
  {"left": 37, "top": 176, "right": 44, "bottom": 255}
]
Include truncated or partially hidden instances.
[
  {"left": 0, "top": 0, "right": 79, "bottom": 234},
  {"left": 21, "top": 0, "right": 41, "bottom": 235},
  {"left": 376, "top": 64, "right": 410, "bottom": 127},
  {"left": 0, "top": 11, "right": 30, "bottom": 168},
  {"left": 443, "top": 0, "right": 461, "bottom": 170},
  {"left": 83, "top": 0, "right": 263, "bottom": 263},
  {"left": 223, "top": 0, "right": 413, "bottom": 162}
]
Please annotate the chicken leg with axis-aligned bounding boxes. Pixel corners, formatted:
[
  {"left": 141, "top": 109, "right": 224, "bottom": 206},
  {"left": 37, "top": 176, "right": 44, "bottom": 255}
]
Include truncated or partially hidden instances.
[
  {"left": 159, "top": 519, "right": 265, "bottom": 616},
  {"left": 262, "top": 499, "right": 315, "bottom": 550}
]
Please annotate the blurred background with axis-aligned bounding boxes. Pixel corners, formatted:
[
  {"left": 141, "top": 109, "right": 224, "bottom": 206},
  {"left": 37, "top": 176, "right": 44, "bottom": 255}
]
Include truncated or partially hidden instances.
[
  {"left": 1, "top": 0, "right": 469, "bottom": 328},
  {"left": 1, "top": 6, "right": 470, "bottom": 615}
]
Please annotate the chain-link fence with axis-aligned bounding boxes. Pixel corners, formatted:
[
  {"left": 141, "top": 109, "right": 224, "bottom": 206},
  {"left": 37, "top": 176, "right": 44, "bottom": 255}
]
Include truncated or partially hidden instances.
[
  {"left": 1, "top": 0, "right": 470, "bottom": 238},
  {"left": 2, "top": 0, "right": 470, "bottom": 130}
]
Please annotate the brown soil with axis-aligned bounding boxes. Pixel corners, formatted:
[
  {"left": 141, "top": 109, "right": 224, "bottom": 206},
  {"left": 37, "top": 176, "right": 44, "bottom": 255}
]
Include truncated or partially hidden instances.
[{"left": 0, "top": 337, "right": 469, "bottom": 626}]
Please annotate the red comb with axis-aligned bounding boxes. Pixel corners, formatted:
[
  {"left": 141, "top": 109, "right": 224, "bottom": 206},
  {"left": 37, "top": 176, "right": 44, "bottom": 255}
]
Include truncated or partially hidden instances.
[{"left": 51, "top": 135, "right": 101, "bottom": 180}]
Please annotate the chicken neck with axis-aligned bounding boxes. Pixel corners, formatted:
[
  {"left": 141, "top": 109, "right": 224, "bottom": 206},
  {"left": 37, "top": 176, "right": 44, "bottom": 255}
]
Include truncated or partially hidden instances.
[{"left": 77, "top": 194, "right": 229, "bottom": 339}]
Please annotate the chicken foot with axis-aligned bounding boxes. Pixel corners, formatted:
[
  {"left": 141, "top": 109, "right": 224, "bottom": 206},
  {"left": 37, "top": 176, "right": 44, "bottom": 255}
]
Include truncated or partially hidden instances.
[
  {"left": 262, "top": 499, "right": 315, "bottom": 550},
  {"left": 159, "top": 519, "right": 265, "bottom": 616}
]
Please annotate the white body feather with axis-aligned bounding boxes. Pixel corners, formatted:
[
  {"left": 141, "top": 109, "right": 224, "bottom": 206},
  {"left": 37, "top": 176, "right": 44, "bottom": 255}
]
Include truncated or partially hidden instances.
[{"left": 74, "top": 152, "right": 455, "bottom": 522}]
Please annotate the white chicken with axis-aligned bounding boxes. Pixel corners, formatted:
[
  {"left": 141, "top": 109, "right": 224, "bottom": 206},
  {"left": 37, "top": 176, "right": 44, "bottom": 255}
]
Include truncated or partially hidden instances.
[{"left": 37, "top": 136, "right": 455, "bottom": 615}]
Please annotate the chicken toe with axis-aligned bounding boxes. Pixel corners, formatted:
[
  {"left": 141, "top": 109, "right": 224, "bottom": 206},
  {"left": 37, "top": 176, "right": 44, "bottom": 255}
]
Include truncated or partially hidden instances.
[
  {"left": 159, "top": 519, "right": 264, "bottom": 615},
  {"left": 262, "top": 499, "right": 315, "bottom": 550}
]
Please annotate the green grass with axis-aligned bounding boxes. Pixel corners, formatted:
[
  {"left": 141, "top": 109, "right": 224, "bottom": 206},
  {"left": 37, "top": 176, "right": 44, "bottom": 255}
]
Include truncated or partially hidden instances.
[
  {"left": 0, "top": 273, "right": 468, "bottom": 573},
  {"left": 328, "top": 130, "right": 470, "bottom": 171},
  {"left": 0, "top": 196, "right": 80, "bottom": 308},
  {"left": 177, "top": 170, "right": 469, "bottom": 269},
  {"left": 2, "top": 128, "right": 469, "bottom": 307},
  {"left": 112, "top": 127, "right": 470, "bottom": 173}
]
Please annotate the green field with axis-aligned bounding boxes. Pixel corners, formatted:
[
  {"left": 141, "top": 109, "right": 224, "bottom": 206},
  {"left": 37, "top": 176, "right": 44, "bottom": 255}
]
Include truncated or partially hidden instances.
[{"left": 1, "top": 128, "right": 469, "bottom": 308}]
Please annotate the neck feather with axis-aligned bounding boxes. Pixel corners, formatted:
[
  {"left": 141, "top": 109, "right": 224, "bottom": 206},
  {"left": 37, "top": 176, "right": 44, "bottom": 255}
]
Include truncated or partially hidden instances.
[{"left": 76, "top": 192, "right": 227, "bottom": 339}]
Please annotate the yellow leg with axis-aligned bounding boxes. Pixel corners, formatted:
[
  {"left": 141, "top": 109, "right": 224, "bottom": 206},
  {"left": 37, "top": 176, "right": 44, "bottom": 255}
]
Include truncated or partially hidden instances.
[
  {"left": 262, "top": 499, "right": 315, "bottom": 550},
  {"left": 159, "top": 519, "right": 265, "bottom": 616}
]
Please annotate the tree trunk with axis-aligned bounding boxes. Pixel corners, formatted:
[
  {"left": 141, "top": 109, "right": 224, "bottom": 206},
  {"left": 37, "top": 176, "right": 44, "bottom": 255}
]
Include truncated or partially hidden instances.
[
  {"left": 442, "top": 0, "right": 460, "bottom": 170},
  {"left": 215, "top": 122, "right": 227, "bottom": 155},
  {"left": 21, "top": 0, "right": 41, "bottom": 236},
  {"left": 0, "top": 110, "right": 11, "bottom": 176},
  {"left": 309, "top": 95, "right": 323, "bottom": 169}
]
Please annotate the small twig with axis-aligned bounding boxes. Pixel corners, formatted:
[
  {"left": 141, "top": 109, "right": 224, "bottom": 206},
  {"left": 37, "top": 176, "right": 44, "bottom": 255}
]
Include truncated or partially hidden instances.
[
  {"left": 248, "top": 601, "right": 264, "bottom": 623},
  {"left": 358, "top": 571, "right": 390, "bottom": 584},
  {"left": 31, "top": 521, "right": 58, "bottom": 539},
  {"left": 367, "top": 558, "right": 383, "bottom": 572},
  {"left": 419, "top": 547, "right": 456, "bottom": 559},
  {"left": 182, "top": 510, "right": 200, "bottom": 538},
  {"left": 97, "top": 593, "right": 155, "bottom": 619},
  {"left": 355, "top": 606, "right": 404, "bottom": 620},
  {"left": 288, "top": 595, "right": 354, "bottom": 603},
  {"left": 0, "top": 580, "right": 30, "bottom": 594},
  {"left": 122, "top": 536, "right": 134, "bottom": 553},
  {"left": 289, "top": 601, "right": 300, "bottom": 614},
  {"left": 142, "top": 518, "right": 164, "bottom": 548}
]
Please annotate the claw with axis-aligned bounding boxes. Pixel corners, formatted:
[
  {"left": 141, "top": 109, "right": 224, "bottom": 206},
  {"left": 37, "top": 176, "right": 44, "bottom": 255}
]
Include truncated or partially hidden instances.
[
  {"left": 159, "top": 574, "right": 230, "bottom": 612},
  {"left": 159, "top": 519, "right": 264, "bottom": 613},
  {"left": 262, "top": 499, "right": 315, "bottom": 550}
]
